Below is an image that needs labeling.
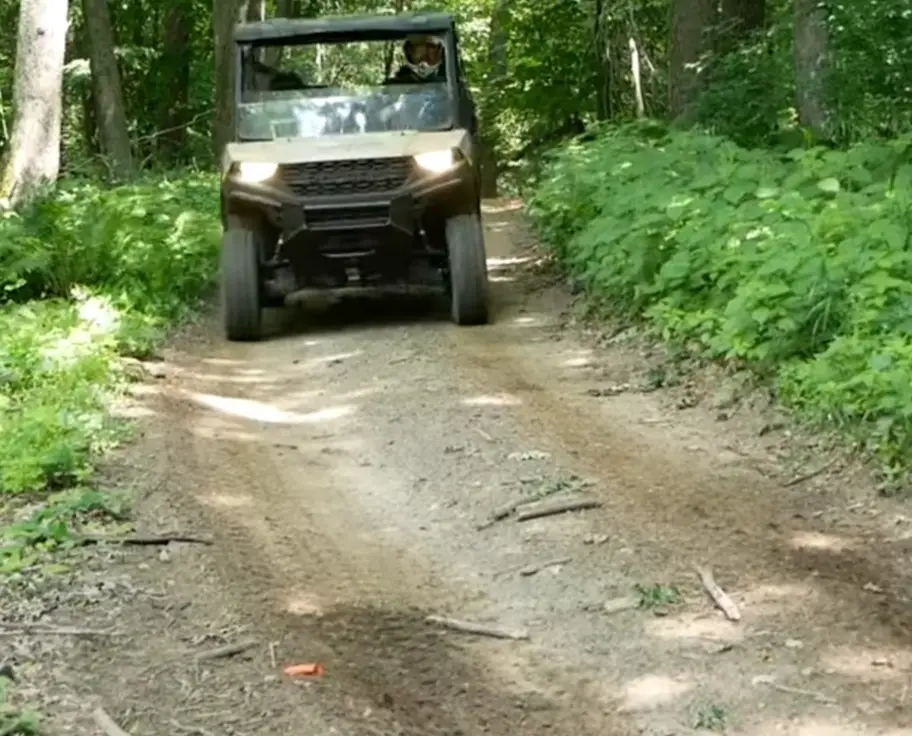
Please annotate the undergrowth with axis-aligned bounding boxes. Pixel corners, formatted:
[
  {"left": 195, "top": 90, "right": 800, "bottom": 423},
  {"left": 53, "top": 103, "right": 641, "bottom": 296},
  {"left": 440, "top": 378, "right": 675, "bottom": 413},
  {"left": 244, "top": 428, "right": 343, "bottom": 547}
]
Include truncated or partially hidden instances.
[
  {"left": 526, "top": 121, "right": 912, "bottom": 473},
  {"left": 0, "top": 172, "right": 218, "bottom": 569}
]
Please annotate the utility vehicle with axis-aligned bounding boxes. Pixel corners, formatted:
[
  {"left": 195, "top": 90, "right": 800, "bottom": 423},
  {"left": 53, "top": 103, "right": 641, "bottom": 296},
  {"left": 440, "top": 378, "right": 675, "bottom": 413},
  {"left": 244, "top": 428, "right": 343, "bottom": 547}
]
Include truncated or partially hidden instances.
[{"left": 219, "top": 12, "right": 489, "bottom": 341}]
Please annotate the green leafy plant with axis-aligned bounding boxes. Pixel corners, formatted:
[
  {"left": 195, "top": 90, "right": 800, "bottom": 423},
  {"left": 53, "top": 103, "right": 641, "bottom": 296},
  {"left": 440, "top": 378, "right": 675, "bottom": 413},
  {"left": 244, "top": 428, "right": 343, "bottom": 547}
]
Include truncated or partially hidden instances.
[
  {"left": 0, "top": 677, "right": 41, "bottom": 735},
  {"left": 0, "top": 173, "right": 217, "bottom": 570},
  {"left": 527, "top": 122, "right": 912, "bottom": 469},
  {"left": 0, "top": 488, "right": 127, "bottom": 573}
]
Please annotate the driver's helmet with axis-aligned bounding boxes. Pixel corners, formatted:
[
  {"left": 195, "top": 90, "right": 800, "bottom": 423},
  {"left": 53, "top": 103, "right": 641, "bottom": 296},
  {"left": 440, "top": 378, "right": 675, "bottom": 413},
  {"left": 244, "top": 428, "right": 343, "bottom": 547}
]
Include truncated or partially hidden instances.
[{"left": 403, "top": 34, "right": 444, "bottom": 79}]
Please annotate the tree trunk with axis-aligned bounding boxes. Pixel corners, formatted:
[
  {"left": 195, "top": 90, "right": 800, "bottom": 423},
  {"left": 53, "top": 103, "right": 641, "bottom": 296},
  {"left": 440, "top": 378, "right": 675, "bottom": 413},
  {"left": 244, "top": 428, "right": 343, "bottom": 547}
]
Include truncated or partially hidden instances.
[
  {"left": 0, "top": 0, "right": 70, "bottom": 208},
  {"left": 479, "top": 0, "right": 508, "bottom": 197},
  {"left": 245, "top": 0, "right": 264, "bottom": 21},
  {"left": 212, "top": 0, "right": 246, "bottom": 161},
  {"left": 264, "top": 0, "right": 303, "bottom": 65},
  {"left": 157, "top": 3, "right": 191, "bottom": 161},
  {"left": 668, "top": 0, "right": 716, "bottom": 122},
  {"left": 276, "top": 0, "right": 302, "bottom": 14},
  {"left": 794, "top": 0, "right": 829, "bottom": 138},
  {"left": 629, "top": 37, "right": 645, "bottom": 118},
  {"left": 718, "top": 0, "right": 766, "bottom": 54},
  {"left": 721, "top": 0, "right": 765, "bottom": 34},
  {"left": 83, "top": 0, "right": 135, "bottom": 180}
]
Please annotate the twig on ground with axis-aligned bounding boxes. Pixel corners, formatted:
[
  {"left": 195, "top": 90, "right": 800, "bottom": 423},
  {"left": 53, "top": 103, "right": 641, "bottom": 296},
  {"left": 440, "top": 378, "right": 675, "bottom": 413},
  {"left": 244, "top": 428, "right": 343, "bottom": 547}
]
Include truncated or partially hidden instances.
[
  {"left": 519, "top": 557, "right": 572, "bottom": 576},
  {"left": 426, "top": 615, "right": 529, "bottom": 640},
  {"left": 76, "top": 533, "right": 213, "bottom": 547},
  {"left": 474, "top": 427, "right": 494, "bottom": 442},
  {"left": 695, "top": 566, "right": 741, "bottom": 621},
  {"left": 195, "top": 640, "right": 258, "bottom": 662},
  {"left": 752, "top": 675, "right": 835, "bottom": 704},
  {"left": 0, "top": 624, "right": 115, "bottom": 637},
  {"left": 516, "top": 497, "right": 602, "bottom": 522},
  {"left": 171, "top": 720, "right": 217, "bottom": 736},
  {"left": 781, "top": 458, "right": 837, "bottom": 488},
  {"left": 93, "top": 707, "right": 132, "bottom": 736},
  {"left": 268, "top": 641, "right": 278, "bottom": 669}
]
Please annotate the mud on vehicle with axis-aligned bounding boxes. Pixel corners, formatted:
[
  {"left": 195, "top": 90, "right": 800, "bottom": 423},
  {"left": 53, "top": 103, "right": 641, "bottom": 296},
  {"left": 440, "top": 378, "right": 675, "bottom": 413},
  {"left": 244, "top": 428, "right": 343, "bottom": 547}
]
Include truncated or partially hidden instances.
[{"left": 219, "top": 12, "right": 489, "bottom": 341}]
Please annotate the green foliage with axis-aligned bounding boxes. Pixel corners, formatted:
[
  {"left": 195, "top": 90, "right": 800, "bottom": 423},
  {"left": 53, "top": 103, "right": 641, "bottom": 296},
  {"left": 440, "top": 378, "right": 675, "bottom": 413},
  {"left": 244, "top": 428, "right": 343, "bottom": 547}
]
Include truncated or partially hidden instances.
[
  {"left": 0, "top": 677, "right": 40, "bottom": 735},
  {"left": 0, "top": 488, "right": 126, "bottom": 574},
  {"left": 0, "top": 174, "right": 218, "bottom": 497},
  {"left": 527, "top": 122, "right": 912, "bottom": 467}
]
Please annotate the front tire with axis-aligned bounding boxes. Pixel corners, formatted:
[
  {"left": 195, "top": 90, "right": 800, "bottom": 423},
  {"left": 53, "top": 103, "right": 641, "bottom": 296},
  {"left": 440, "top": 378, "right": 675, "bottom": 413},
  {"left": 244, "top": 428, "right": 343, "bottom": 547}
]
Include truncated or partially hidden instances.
[
  {"left": 221, "top": 223, "right": 263, "bottom": 342},
  {"left": 445, "top": 212, "right": 489, "bottom": 326}
]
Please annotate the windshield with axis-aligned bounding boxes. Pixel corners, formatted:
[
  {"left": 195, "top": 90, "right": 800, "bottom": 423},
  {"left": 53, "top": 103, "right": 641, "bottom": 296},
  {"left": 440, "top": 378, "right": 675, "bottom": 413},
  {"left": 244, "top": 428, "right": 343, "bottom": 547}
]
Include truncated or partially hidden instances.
[{"left": 236, "top": 34, "right": 454, "bottom": 140}]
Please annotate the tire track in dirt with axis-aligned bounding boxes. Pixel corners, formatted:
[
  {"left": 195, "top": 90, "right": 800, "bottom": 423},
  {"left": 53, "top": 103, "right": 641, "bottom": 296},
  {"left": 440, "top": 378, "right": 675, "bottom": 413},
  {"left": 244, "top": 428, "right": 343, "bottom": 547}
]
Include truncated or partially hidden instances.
[{"left": 149, "top": 338, "right": 632, "bottom": 735}]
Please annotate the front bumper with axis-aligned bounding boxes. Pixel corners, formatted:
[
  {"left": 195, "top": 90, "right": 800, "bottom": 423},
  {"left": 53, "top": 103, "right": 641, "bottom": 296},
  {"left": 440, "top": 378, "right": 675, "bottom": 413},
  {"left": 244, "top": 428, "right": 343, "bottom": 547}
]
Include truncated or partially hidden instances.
[{"left": 222, "top": 159, "right": 474, "bottom": 244}]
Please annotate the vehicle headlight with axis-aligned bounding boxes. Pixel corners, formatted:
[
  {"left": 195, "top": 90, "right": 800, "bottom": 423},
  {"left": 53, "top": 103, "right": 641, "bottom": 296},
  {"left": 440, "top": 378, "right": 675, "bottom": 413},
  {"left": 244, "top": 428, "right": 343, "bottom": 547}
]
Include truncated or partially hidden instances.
[
  {"left": 236, "top": 161, "right": 278, "bottom": 183},
  {"left": 414, "top": 150, "right": 454, "bottom": 173}
]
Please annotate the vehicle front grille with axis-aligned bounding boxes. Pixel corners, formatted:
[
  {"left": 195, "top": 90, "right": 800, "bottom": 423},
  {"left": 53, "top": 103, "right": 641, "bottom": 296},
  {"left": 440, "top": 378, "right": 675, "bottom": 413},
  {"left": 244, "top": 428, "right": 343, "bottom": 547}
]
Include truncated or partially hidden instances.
[
  {"left": 281, "top": 158, "right": 412, "bottom": 197},
  {"left": 307, "top": 205, "right": 389, "bottom": 228}
]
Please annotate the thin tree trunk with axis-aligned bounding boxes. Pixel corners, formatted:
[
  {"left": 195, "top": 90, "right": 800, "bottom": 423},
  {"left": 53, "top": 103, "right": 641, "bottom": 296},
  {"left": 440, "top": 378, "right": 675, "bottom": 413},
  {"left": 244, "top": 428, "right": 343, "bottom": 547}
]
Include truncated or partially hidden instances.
[
  {"left": 479, "top": 0, "right": 508, "bottom": 197},
  {"left": 718, "top": 0, "right": 766, "bottom": 54},
  {"left": 158, "top": 3, "right": 190, "bottom": 161},
  {"left": 794, "top": 0, "right": 829, "bottom": 138},
  {"left": 668, "top": 0, "right": 717, "bottom": 122},
  {"left": 264, "top": 0, "right": 303, "bottom": 65},
  {"left": 83, "top": 0, "right": 135, "bottom": 180},
  {"left": 212, "top": 0, "right": 246, "bottom": 160},
  {"left": 629, "top": 37, "right": 645, "bottom": 118},
  {"left": 593, "top": 0, "right": 611, "bottom": 120},
  {"left": 0, "top": 0, "right": 70, "bottom": 208}
]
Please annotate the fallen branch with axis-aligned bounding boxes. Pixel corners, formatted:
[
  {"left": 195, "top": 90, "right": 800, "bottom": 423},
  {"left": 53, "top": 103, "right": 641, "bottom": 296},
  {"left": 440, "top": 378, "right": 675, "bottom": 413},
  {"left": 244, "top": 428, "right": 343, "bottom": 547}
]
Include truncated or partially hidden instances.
[
  {"left": 475, "top": 500, "right": 523, "bottom": 530},
  {"left": 0, "top": 624, "right": 115, "bottom": 637},
  {"left": 600, "top": 595, "right": 640, "bottom": 614},
  {"left": 516, "top": 497, "right": 601, "bottom": 522},
  {"left": 426, "top": 615, "right": 529, "bottom": 640},
  {"left": 781, "top": 458, "right": 836, "bottom": 488},
  {"left": 195, "top": 640, "right": 258, "bottom": 662},
  {"left": 76, "top": 533, "right": 213, "bottom": 547},
  {"left": 695, "top": 566, "right": 741, "bottom": 621},
  {"left": 519, "top": 557, "right": 572, "bottom": 576},
  {"left": 93, "top": 707, "right": 132, "bottom": 736},
  {"left": 474, "top": 427, "right": 494, "bottom": 442}
]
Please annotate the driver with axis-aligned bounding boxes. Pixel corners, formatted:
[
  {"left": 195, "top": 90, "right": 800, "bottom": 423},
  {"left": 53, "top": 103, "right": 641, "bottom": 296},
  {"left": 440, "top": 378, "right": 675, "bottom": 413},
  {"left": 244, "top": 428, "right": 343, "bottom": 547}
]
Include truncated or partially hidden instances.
[{"left": 390, "top": 35, "right": 445, "bottom": 82}]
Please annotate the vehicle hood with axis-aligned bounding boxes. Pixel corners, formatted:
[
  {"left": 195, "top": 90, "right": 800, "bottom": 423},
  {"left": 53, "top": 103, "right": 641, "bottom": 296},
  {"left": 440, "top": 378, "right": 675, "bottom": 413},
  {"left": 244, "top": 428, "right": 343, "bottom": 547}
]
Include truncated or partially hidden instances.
[{"left": 223, "top": 129, "right": 470, "bottom": 168}]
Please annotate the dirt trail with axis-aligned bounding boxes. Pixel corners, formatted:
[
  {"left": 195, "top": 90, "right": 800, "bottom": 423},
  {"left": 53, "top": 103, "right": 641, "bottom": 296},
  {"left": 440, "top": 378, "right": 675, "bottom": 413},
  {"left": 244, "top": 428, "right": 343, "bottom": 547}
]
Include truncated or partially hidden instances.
[{"left": 45, "top": 201, "right": 912, "bottom": 734}]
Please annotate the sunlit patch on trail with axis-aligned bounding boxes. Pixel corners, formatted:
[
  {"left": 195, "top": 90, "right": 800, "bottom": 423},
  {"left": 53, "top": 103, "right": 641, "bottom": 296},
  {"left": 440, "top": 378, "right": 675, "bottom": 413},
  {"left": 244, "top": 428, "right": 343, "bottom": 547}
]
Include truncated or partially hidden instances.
[
  {"left": 489, "top": 273, "right": 517, "bottom": 283},
  {"left": 286, "top": 590, "right": 325, "bottom": 617},
  {"left": 616, "top": 673, "right": 693, "bottom": 712},
  {"left": 645, "top": 611, "right": 744, "bottom": 643},
  {"left": 561, "top": 350, "right": 595, "bottom": 368},
  {"left": 461, "top": 393, "right": 521, "bottom": 407},
  {"left": 199, "top": 492, "right": 253, "bottom": 509},
  {"left": 482, "top": 199, "right": 523, "bottom": 214},
  {"left": 202, "top": 357, "right": 242, "bottom": 366},
  {"left": 187, "top": 391, "right": 355, "bottom": 424},
  {"left": 789, "top": 530, "right": 856, "bottom": 552},
  {"left": 511, "top": 314, "right": 549, "bottom": 327},
  {"left": 186, "top": 371, "right": 275, "bottom": 385},
  {"left": 487, "top": 256, "right": 535, "bottom": 269}
]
